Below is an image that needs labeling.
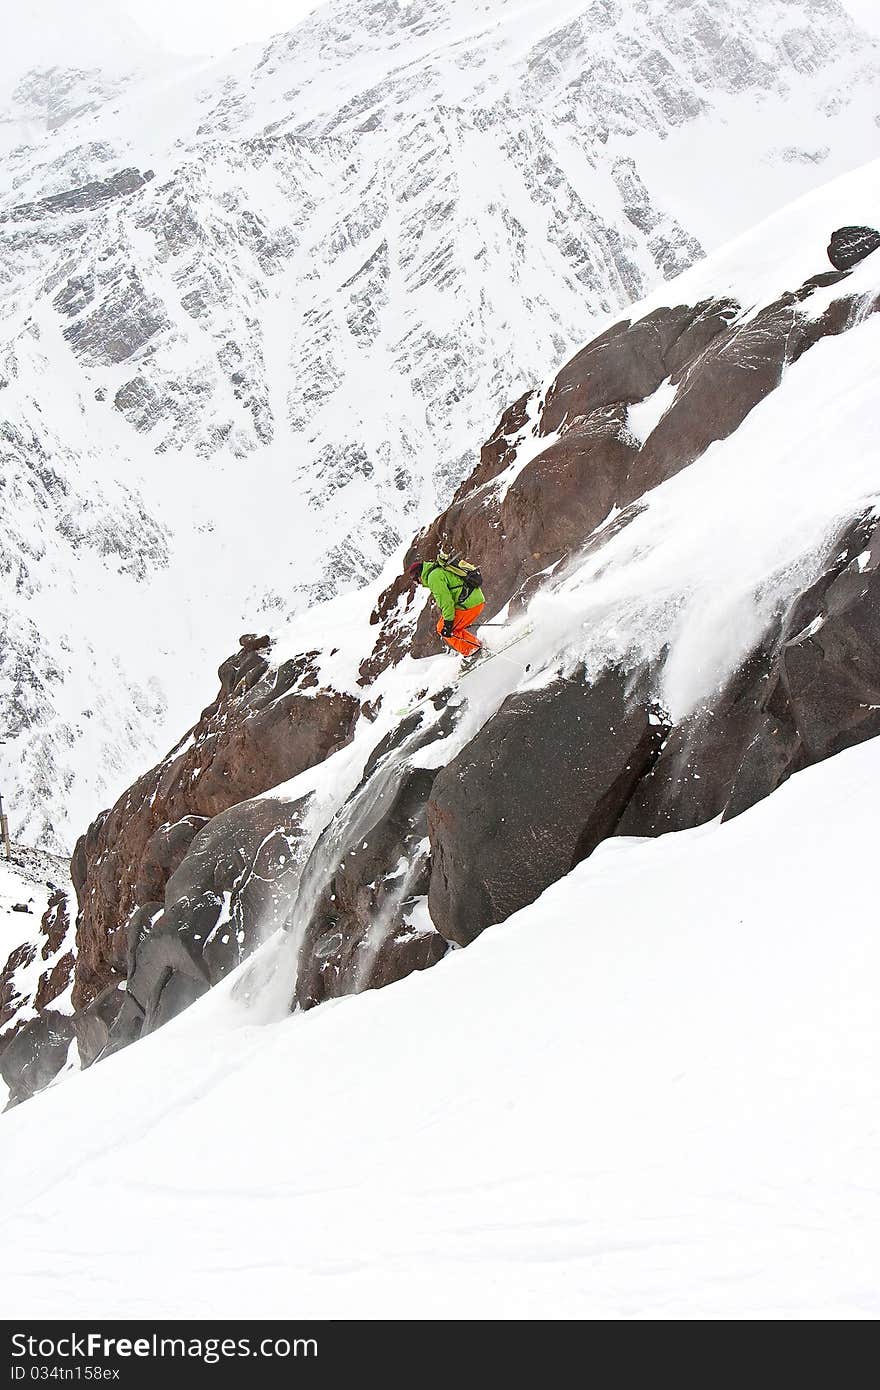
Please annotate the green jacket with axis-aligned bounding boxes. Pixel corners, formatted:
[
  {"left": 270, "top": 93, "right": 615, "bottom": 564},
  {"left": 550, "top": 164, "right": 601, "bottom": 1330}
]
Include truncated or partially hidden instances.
[{"left": 419, "top": 562, "right": 484, "bottom": 623}]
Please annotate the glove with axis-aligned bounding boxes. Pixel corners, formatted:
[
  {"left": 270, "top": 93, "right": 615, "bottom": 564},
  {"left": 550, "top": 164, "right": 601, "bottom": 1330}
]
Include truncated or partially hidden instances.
[{"left": 442, "top": 620, "right": 455, "bottom": 638}]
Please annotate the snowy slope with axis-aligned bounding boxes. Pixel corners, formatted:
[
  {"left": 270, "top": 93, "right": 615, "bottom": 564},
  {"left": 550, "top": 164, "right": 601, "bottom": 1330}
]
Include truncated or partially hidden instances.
[
  {"left": 46, "top": 155, "right": 880, "bottom": 1068},
  {"left": 2, "top": 0, "right": 879, "bottom": 850},
  {"left": 0, "top": 857, "right": 54, "bottom": 949},
  {"left": 1, "top": 734, "right": 878, "bottom": 1318}
]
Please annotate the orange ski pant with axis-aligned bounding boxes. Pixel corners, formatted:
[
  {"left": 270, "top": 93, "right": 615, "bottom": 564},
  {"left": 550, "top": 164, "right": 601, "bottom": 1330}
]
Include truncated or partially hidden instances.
[{"left": 437, "top": 602, "right": 484, "bottom": 655}]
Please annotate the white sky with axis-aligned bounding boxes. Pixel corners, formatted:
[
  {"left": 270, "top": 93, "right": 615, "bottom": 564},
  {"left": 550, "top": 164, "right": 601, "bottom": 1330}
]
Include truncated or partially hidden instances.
[
  {"left": 127, "top": 0, "right": 322, "bottom": 57},
  {"left": 127, "top": 0, "right": 880, "bottom": 57}
]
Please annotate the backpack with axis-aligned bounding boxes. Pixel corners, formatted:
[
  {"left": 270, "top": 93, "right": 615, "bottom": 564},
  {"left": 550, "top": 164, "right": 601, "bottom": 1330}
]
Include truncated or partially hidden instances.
[{"left": 431, "top": 548, "right": 483, "bottom": 600}]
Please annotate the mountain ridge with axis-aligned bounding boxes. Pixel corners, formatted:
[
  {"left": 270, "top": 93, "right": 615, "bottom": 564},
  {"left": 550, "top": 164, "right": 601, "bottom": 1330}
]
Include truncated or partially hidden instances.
[
  {"left": 1, "top": 0, "right": 878, "bottom": 858},
  {"left": 3, "top": 155, "right": 877, "bottom": 1104}
]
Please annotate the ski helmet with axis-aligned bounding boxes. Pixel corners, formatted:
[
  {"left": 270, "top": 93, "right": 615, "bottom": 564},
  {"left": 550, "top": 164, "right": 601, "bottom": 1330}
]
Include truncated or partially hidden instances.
[{"left": 406, "top": 560, "right": 423, "bottom": 584}]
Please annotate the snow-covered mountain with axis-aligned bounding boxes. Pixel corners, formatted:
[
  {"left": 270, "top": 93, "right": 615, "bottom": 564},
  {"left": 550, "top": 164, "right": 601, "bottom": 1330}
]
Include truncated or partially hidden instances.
[
  {"left": 1, "top": 90, "right": 880, "bottom": 1314},
  {"left": 2, "top": 0, "right": 879, "bottom": 850},
  {"left": 4, "top": 152, "right": 877, "bottom": 1106}
]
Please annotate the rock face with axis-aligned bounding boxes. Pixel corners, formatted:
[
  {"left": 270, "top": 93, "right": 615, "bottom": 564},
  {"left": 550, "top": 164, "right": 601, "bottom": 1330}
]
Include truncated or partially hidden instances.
[
  {"left": 109, "top": 791, "right": 314, "bottom": 1051},
  {"left": 294, "top": 705, "right": 455, "bottom": 1010},
  {"left": 619, "top": 511, "right": 880, "bottom": 832},
  {"left": 427, "top": 671, "right": 667, "bottom": 946},
  {"left": 0, "top": 168, "right": 154, "bottom": 224},
  {"left": 71, "top": 637, "right": 360, "bottom": 1010},
  {"left": 363, "top": 271, "right": 877, "bottom": 680},
  {"left": 827, "top": 225, "right": 880, "bottom": 271},
  {"left": 74, "top": 983, "right": 126, "bottom": 1070},
  {"left": 0, "top": 846, "right": 76, "bottom": 1060},
  {"left": 0, "top": 1011, "right": 75, "bottom": 1109}
]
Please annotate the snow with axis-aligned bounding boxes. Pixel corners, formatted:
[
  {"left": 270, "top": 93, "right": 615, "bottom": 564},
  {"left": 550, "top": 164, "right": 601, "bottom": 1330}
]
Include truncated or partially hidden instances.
[
  {"left": 2, "top": 0, "right": 879, "bottom": 850},
  {"left": 1, "top": 735, "right": 878, "bottom": 1318},
  {"left": 0, "top": 0, "right": 167, "bottom": 100},
  {"left": 280, "top": 268, "right": 880, "bottom": 802},
  {"left": 0, "top": 861, "right": 52, "bottom": 958},
  {"left": 617, "top": 72, "right": 880, "bottom": 251},
  {"left": 636, "top": 155, "right": 880, "bottom": 321},
  {"left": 551, "top": 308, "right": 880, "bottom": 721},
  {"left": 625, "top": 378, "right": 677, "bottom": 446},
  {"left": 1, "top": 75, "right": 879, "bottom": 1315}
]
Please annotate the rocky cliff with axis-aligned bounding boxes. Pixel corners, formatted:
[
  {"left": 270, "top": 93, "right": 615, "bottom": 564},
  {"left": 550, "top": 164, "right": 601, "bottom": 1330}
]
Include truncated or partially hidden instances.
[{"left": 3, "top": 166, "right": 878, "bottom": 1107}]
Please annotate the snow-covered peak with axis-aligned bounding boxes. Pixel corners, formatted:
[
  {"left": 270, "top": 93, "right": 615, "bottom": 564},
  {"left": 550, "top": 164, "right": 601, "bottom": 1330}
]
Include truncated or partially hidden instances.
[{"left": 1, "top": 0, "right": 879, "bottom": 860}]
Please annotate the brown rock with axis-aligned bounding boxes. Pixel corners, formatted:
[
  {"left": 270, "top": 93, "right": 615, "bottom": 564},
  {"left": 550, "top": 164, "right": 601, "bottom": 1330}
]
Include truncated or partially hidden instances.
[
  {"left": 40, "top": 889, "right": 71, "bottom": 957},
  {"left": 72, "top": 643, "right": 360, "bottom": 1010},
  {"left": 361, "top": 276, "right": 879, "bottom": 686},
  {"left": 34, "top": 952, "right": 75, "bottom": 1014}
]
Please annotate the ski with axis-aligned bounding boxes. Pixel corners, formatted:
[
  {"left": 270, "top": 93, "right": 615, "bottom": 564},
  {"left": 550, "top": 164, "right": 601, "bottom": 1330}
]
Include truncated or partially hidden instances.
[
  {"left": 393, "top": 624, "right": 534, "bottom": 717},
  {"left": 458, "top": 622, "right": 535, "bottom": 675}
]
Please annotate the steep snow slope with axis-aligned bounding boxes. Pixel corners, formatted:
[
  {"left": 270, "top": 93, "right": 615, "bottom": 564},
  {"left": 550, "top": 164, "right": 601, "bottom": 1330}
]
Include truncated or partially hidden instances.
[
  {"left": 1, "top": 735, "right": 878, "bottom": 1318},
  {"left": 2, "top": 0, "right": 878, "bottom": 850}
]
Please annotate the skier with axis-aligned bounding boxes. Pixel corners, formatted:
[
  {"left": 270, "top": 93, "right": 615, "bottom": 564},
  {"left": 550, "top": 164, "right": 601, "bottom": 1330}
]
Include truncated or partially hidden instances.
[{"left": 406, "top": 550, "right": 485, "bottom": 656}]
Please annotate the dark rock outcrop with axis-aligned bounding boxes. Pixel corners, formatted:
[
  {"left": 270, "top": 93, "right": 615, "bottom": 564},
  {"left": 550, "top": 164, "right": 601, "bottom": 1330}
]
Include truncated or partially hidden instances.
[
  {"left": 295, "top": 764, "right": 446, "bottom": 1009},
  {"left": 1, "top": 1011, "right": 75, "bottom": 1110},
  {"left": 294, "top": 706, "right": 455, "bottom": 1009},
  {"left": 74, "top": 983, "right": 126, "bottom": 1069},
  {"left": 109, "top": 792, "right": 312, "bottom": 1050},
  {"left": 1, "top": 169, "right": 154, "bottom": 224},
  {"left": 0, "top": 886, "right": 75, "bottom": 1038},
  {"left": 0, "top": 944, "right": 37, "bottom": 1036},
  {"left": 61, "top": 268, "right": 169, "bottom": 366},
  {"left": 827, "top": 225, "right": 880, "bottom": 272},
  {"left": 428, "top": 668, "right": 667, "bottom": 945},
  {"left": 619, "top": 511, "right": 880, "bottom": 833}
]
